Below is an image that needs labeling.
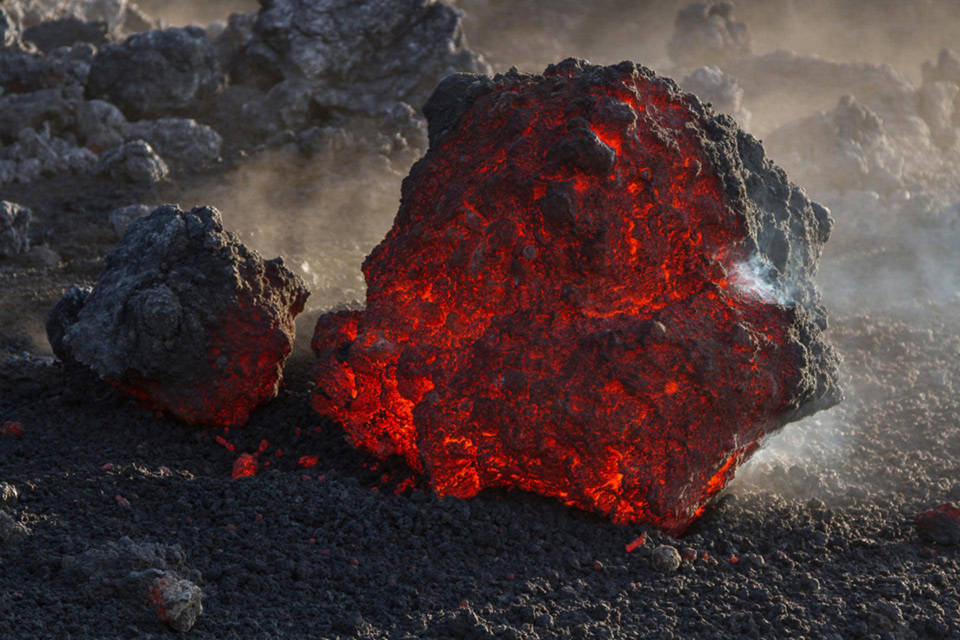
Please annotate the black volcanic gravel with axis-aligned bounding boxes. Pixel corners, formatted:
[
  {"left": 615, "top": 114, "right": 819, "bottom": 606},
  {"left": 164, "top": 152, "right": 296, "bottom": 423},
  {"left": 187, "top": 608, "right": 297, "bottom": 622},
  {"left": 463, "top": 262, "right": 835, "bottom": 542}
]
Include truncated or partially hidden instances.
[{"left": 1, "top": 304, "right": 959, "bottom": 639}]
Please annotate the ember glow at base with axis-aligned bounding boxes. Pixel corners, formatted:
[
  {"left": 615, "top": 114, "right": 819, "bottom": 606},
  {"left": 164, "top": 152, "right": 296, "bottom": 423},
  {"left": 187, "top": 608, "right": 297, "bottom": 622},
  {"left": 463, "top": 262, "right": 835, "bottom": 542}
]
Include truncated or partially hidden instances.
[{"left": 312, "top": 59, "right": 841, "bottom": 534}]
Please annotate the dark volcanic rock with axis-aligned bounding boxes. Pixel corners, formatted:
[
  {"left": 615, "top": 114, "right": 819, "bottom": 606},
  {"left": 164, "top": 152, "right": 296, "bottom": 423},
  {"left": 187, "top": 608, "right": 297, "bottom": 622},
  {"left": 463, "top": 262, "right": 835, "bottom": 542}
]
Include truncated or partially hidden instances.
[
  {"left": 0, "top": 510, "right": 28, "bottom": 547},
  {"left": 94, "top": 139, "right": 168, "bottom": 184},
  {"left": 232, "top": 0, "right": 490, "bottom": 111},
  {"left": 918, "top": 503, "right": 960, "bottom": 545},
  {"left": 311, "top": 59, "right": 841, "bottom": 533},
  {"left": 147, "top": 571, "right": 203, "bottom": 632},
  {"left": 86, "top": 27, "right": 225, "bottom": 120},
  {"left": 667, "top": 2, "right": 751, "bottom": 68},
  {"left": 124, "top": 118, "right": 223, "bottom": 171},
  {"left": 47, "top": 205, "right": 309, "bottom": 426}
]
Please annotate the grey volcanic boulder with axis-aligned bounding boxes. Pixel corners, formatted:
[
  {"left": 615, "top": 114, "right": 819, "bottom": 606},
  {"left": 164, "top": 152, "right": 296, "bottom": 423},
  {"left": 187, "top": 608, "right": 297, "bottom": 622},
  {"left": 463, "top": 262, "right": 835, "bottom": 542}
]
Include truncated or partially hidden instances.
[
  {"left": 47, "top": 205, "right": 309, "bottom": 426},
  {"left": 86, "top": 27, "right": 224, "bottom": 119},
  {"left": 148, "top": 572, "right": 203, "bottom": 632},
  {"left": 0, "top": 201, "right": 31, "bottom": 258},
  {"left": 667, "top": 2, "right": 750, "bottom": 68},
  {"left": 124, "top": 118, "right": 222, "bottom": 171},
  {"left": 232, "top": 0, "right": 490, "bottom": 112},
  {"left": 95, "top": 139, "right": 168, "bottom": 184}
]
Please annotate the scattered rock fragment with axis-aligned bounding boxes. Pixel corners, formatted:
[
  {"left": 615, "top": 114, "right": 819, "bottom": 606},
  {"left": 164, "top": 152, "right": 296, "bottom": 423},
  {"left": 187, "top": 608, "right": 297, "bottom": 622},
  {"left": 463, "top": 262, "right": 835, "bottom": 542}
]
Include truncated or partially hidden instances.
[
  {"left": 0, "top": 482, "right": 17, "bottom": 506},
  {"left": 651, "top": 545, "right": 682, "bottom": 573},
  {"left": 0, "top": 201, "right": 31, "bottom": 258},
  {"left": 124, "top": 118, "right": 222, "bottom": 171},
  {"left": 95, "top": 139, "right": 168, "bottom": 184},
  {"left": 86, "top": 26, "right": 225, "bottom": 119},
  {"left": 918, "top": 503, "right": 960, "bottom": 545},
  {"left": 0, "top": 510, "right": 29, "bottom": 547},
  {"left": 148, "top": 571, "right": 203, "bottom": 632},
  {"left": 48, "top": 205, "right": 309, "bottom": 426}
]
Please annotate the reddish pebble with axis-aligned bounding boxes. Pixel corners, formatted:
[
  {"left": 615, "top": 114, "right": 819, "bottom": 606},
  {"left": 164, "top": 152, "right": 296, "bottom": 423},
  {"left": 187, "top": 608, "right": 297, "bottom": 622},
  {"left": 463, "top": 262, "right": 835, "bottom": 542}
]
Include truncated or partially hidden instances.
[
  {"left": 299, "top": 455, "right": 319, "bottom": 469},
  {"left": 682, "top": 547, "right": 698, "bottom": 562},
  {"left": 101, "top": 463, "right": 115, "bottom": 472},
  {"left": 1, "top": 421, "right": 24, "bottom": 436},
  {"left": 729, "top": 556, "right": 739, "bottom": 564},
  {"left": 625, "top": 533, "right": 646, "bottom": 552},
  {"left": 115, "top": 495, "right": 131, "bottom": 508},
  {"left": 232, "top": 453, "right": 257, "bottom": 478}
]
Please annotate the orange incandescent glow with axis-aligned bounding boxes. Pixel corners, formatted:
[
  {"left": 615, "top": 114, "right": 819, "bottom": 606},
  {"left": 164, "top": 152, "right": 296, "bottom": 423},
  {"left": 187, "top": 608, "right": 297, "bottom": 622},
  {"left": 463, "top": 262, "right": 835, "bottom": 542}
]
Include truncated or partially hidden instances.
[
  {"left": 311, "top": 60, "right": 838, "bottom": 533},
  {"left": 232, "top": 453, "right": 258, "bottom": 478}
]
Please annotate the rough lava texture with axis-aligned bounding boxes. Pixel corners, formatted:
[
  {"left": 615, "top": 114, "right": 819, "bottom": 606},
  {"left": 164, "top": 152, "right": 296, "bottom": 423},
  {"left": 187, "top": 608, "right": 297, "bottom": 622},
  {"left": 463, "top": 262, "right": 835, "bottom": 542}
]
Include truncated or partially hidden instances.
[
  {"left": 47, "top": 204, "right": 309, "bottom": 426},
  {"left": 311, "top": 59, "right": 841, "bottom": 534},
  {"left": 86, "top": 26, "right": 225, "bottom": 120},
  {"left": 231, "top": 0, "right": 490, "bottom": 112}
]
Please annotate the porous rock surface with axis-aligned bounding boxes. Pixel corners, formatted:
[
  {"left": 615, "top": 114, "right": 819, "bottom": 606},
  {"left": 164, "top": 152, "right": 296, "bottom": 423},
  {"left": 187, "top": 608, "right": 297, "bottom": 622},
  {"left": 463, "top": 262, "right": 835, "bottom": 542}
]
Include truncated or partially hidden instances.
[
  {"left": 147, "top": 571, "right": 204, "bottom": 632},
  {"left": 231, "top": 0, "right": 490, "bottom": 112},
  {"left": 311, "top": 59, "right": 841, "bottom": 533},
  {"left": 86, "top": 26, "right": 225, "bottom": 119},
  {"left": 47, "top": 205, "right": 309, "bottom": 426}
]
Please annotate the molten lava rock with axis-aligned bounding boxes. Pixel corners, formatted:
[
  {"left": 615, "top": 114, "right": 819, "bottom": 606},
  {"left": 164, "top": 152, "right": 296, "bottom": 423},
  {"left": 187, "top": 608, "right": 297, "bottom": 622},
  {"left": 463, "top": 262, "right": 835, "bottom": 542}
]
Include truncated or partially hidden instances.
[
  {"left": 311, "top": 59, "right": 840, "bottom": 533},
  {"left": 48, "top": 205, "right": 308, "bottom": 426}
]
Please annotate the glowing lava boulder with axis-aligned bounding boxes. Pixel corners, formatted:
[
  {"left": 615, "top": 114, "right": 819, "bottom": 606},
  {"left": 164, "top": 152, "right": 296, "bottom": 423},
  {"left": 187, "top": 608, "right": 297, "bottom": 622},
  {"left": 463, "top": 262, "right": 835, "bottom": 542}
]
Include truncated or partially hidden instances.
[
  {"left": 311, "top": 59, "right": 841, "bottom": 533},
  {"left": 48, "top": 205, "right": 309, "bottom": 427}
]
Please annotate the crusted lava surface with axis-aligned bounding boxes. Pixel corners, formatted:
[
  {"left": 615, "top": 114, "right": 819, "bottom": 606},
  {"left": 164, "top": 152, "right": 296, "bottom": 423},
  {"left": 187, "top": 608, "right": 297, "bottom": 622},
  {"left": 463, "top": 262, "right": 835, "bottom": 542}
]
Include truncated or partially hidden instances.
[
  {"left": 311, "top": 59, "right": 840, "bottom": 533},
  {"left": 47, "top": 205, "right": 309, "bottom": 427}
]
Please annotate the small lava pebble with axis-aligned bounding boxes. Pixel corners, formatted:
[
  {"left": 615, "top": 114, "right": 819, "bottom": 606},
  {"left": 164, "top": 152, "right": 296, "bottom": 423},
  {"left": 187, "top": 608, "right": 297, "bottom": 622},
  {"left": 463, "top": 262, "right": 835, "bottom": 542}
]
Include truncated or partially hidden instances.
[{"left": 651, "top": 545, "right": 682, "bottom": 573}]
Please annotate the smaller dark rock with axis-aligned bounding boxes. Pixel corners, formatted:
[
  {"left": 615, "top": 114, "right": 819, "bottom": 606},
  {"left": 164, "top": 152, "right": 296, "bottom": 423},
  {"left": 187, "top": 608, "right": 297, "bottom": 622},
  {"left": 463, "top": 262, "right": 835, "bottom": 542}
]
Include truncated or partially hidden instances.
[
  {"left": 95, "top": 139, "right": 168, "bottom": 184},
  {"left": 651, "top": 545, "right": 682, "bottom": 573},
  {"left": 918, "top": 503, "right": 960, "bottom": 545},
  {"left": 86, "top": 27, "right": 225, "bottom": 120},
  {"left": 148, "top": 571, "right": 203, "bottom": 632},
  {"left": 0, "top": 510, "right": 28, "bottom": 547}
]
